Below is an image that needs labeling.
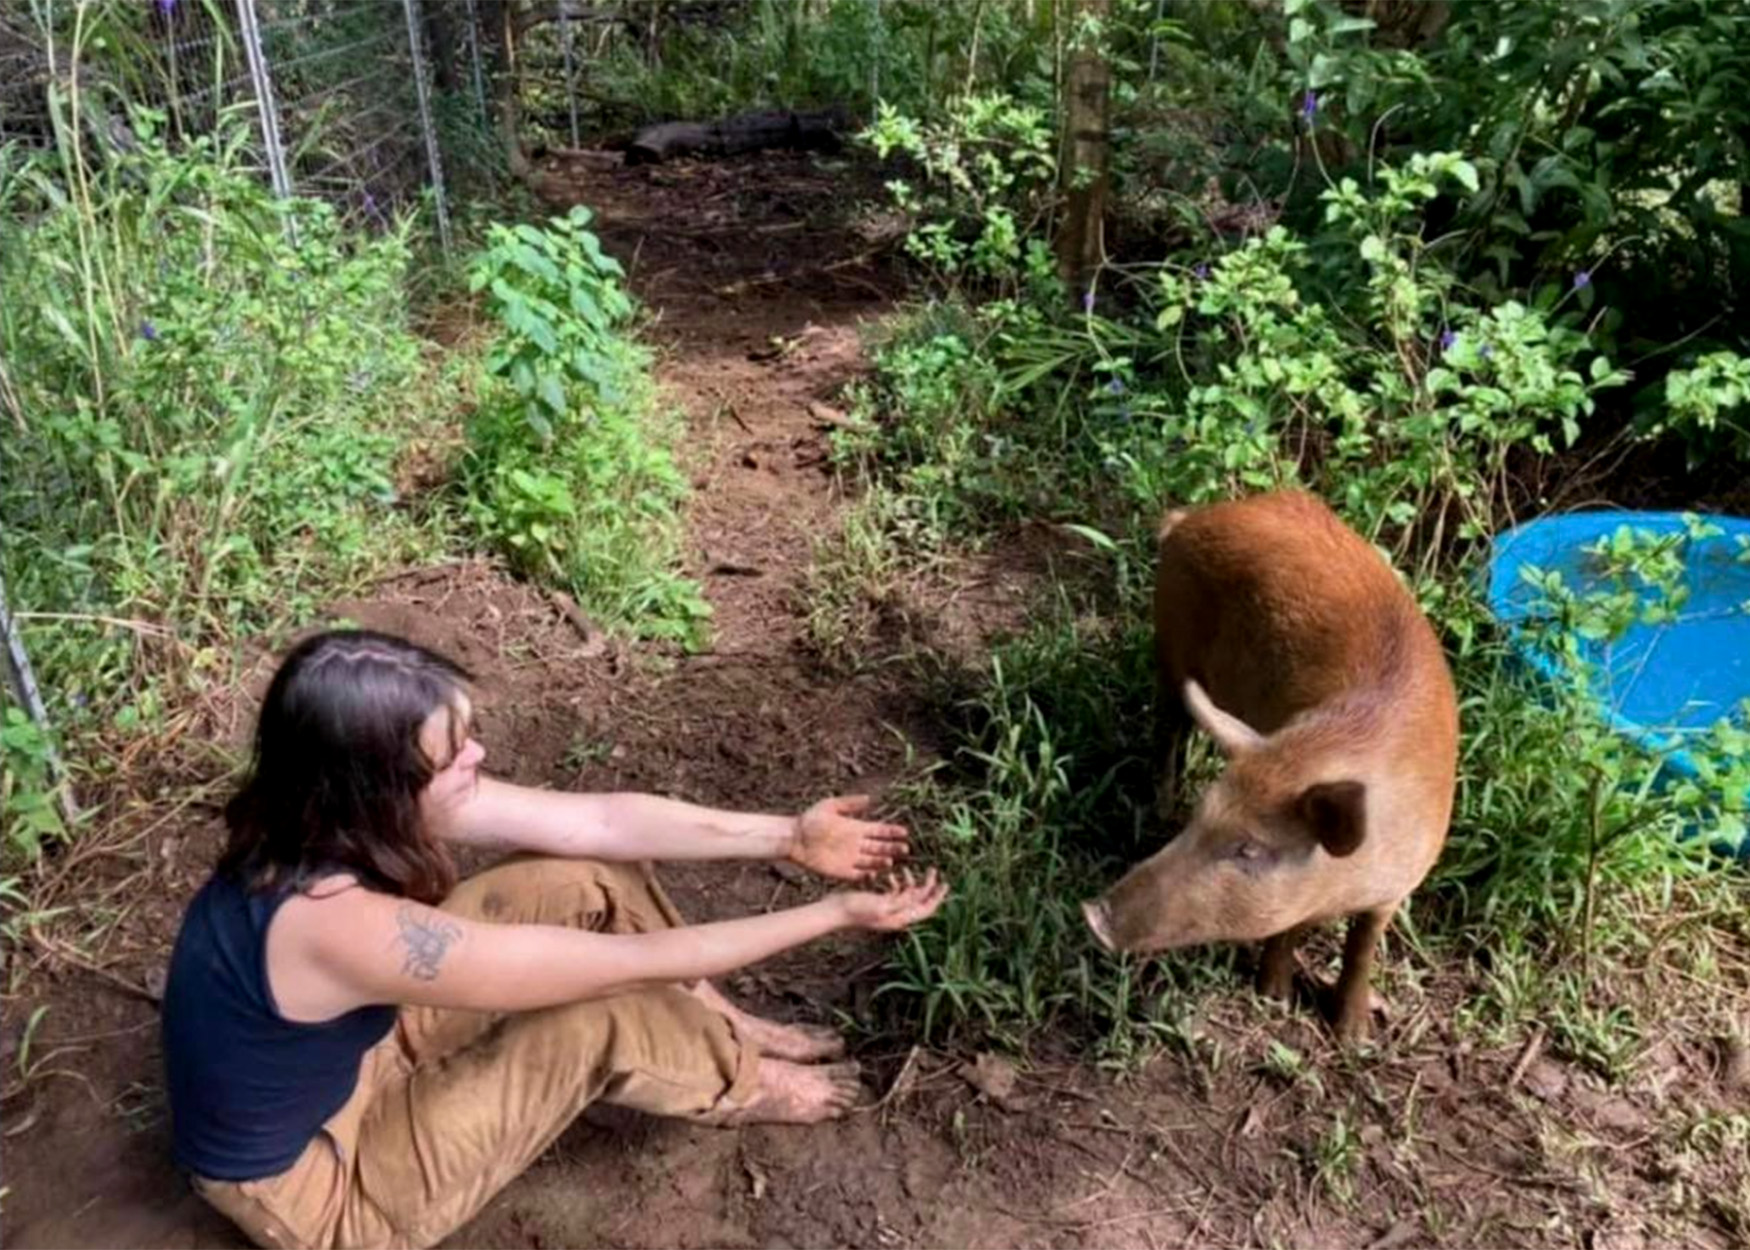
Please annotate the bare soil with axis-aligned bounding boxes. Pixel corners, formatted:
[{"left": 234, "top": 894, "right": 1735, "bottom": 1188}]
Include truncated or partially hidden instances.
[{"left": 3, "top": 150, "right": 1748, "bottom": 1250}]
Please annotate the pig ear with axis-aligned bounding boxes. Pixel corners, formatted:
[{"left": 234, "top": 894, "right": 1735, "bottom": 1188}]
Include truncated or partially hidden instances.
[
  {"left": 1182, "top": 680, "right": 1264, "bottom": 757},
  {"left": 1297, "top": 780, "right": 1367, "bottom": 858}
]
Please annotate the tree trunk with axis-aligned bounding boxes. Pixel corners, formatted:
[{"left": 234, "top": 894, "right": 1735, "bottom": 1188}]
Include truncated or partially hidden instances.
[
  {"left": 1055, "top": 0, "right": 1110, "bottom": 299},
  {"left": 422, "top": 0, "right": 461, "bottom": 93},
  {"left": 1347, "top": 0, "right": 1452, "bottom": 49},
  {"left": 622, "top": 107, "right": 848, "bottom": 164},
  {"left": 482, "top": 0, "right": 530, "bottom": 179}
]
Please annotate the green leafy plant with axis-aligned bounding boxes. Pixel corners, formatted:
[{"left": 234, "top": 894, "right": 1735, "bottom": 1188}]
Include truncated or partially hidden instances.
[
  {"left": 461, "top": 207, "right": 710, "bottom": 646},
  {"left": 1, "top": 709, "right": 67, "bottom": 863},
  {"left": 1270, "top": 0, "right": 1750, "bottom": 418},
  {"left": 2, "top": 109, "right": 449, "bottom": 794},
  {"left": 1119, "top": 154, "right": 1627, "bottom": 584},
  {"left": 1657, "top": 352, "right": 1750, "bottom": 465},
  {"left": 864, "top": 93, "right": 1060, "bottom": 295}
]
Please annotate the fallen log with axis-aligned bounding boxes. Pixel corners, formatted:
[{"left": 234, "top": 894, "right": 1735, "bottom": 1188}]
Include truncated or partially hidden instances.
[{"left": 622, "top": 107, "right": 849, "bottom": 166}]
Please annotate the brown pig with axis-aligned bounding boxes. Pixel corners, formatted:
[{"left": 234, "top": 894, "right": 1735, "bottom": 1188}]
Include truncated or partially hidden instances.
[{"left": 1082, "top": 490, "right": 1458, "bottom": 1042}]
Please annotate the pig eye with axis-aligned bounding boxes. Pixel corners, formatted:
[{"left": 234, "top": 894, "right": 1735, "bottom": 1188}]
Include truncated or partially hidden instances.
[{"left": 1229, "top": 840, "right": 1266, "bottom": 864}]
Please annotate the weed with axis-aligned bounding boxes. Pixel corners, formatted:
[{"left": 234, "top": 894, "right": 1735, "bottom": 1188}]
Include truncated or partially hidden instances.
[
  {"left": 1307, "top": 1109, "right": 1363, "bottom": 1208},
  {"left": 2, "top": 104, "right": 460, "bottom": 899},
  {"left": 1, "top": 710, "right": 69, "bottom": 861},
  {"left": 560, "top": 732, "right": 615, "bottom": 773}
]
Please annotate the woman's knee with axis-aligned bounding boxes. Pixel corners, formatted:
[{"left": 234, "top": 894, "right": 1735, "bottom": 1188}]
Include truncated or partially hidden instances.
[{"left": 440, "top": 856, "right": 670, "bottom": 931}]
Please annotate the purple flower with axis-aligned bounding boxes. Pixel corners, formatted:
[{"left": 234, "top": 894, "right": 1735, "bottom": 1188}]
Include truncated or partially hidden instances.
[
  {"left": 1478, "top": 343, "right": 1493, "bottom": 360},
  {"left": 1082, "top": 290, "right": 1096, "bottom": 313},
  {"left": 1193, "top": 262, "right": 1210, "bottom": 280},
  {"left": 1573, "top": 270, "right": 1591, "bottom": 290},
  {"left": 139, "top": 320, "right": 159, "bottom": 341},
  {"left": 1440, "top": 329, "right": 1457, "bottom": 352},
  {"left": 1301, "top": 91, "right": 1318, "bottom": 122},
  {"left": 156, "top": 0, "right": 176, "bottom": 15},
  {"left": 362, "top": 190, "right": 382, "bottom": 223},
  {"left": 1106, "top": 377, "right": 1125, "bottom": 396}
]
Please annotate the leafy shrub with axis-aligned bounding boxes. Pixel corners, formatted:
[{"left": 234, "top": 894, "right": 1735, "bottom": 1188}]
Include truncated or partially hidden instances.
[
  {"left": 1, "top": 709, "right": 68, "bottom": 864},
  {"left": 1113, "top": 153, "right": 1627, "bottom": 585},
  {"left": 864, "top": 93, "right": 1060, "bottom": 296},
  {"left": 1267, "top": 0, "right": 1750, "bottom": 457},
  {"left": 460, "top": 207, "right": 710, "bottom": 646},
  {"left": 1657, "top": 352, "right": 1750, "bottom": 466},
  {"left": 559, "top": 0, "right": 1055, "bottom": 134}
]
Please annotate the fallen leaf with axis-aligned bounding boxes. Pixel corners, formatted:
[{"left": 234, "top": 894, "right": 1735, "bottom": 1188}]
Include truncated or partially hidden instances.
[
  {"left": 958, "top": 1051, "right": 1020, "bottom": 1108},
  {"left": 1365, "top": 1219, "right": 1419, "bottom": 1250},
  {"left": 743, "top": 1156, "right": 769, "bottom": 1201},
  {"left": 807, "top": 401, "right": 854, "bottom": 429}
]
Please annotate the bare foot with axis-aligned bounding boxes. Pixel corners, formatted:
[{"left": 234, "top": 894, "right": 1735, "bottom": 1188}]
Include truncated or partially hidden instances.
[
  {"left": 709, "top": 1060, "right": 863, "bottom": 1125},
  {"left": 690, "top": 982, "right": 847, "bottom": 1062}
]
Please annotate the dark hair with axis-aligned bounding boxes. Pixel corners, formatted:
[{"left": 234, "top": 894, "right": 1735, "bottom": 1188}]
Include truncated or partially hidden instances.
[{"left": 220, "top": 629, "right": 473, "bottom": 903}]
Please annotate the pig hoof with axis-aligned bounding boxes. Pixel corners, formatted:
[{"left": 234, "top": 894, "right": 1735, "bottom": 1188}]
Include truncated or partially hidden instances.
[
  {"left": 1257, "top": 966, "right": 1297, "bottom": 1003},
  {"left": 1322, "top": 986, "right": 1388, "bottom": 1044}
]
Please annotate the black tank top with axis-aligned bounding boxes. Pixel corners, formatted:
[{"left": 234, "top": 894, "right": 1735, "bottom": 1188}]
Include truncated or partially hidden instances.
[{"left": 162, "top": 871, "right": 396, "bottom": 1180}]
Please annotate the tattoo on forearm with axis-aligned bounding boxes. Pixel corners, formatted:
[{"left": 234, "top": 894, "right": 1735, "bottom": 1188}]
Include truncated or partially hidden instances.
[{"left": 396, "top": 905, "right": 463, "bottom": 981}]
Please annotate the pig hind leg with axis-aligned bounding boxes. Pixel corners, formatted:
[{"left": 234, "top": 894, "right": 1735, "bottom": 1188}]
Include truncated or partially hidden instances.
[
  {"left": 1330, "top": 905, "right": 1395, "bottom": 1043},
  {"left": 1152, "top": 672, "right": 1190, "bottom": 823}
]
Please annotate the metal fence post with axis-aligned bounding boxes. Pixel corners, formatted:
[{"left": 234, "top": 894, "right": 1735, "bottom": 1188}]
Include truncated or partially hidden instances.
[
  {"left": 403, "top": 0, "right": 452, "bottom": 257},
  {"left": 235, "top": 0, "right": 293, "bottom": 202},
  {"left": 465, "top": 0, "right": 489, "bottom": 122},
  {"left": 560, "top": 3, "right": 581, "bottom": 149},
  {"left": 0, "top": 571, "right": 79, "bottom": 829},
  {"left": 1148, "top": 0, "right": 1169, "bottom": 83},
  {"left": 869, "top": 0, "right": 881, "bottom": 106}
]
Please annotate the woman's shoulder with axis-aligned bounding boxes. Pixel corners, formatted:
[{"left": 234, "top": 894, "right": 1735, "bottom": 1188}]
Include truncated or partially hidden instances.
[{"left": 262, "top": 871, "right": 394, "bottom": 951}]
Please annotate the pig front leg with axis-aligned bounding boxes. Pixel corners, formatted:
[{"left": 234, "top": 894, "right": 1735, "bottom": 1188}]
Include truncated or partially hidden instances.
[
  {"left": 1331, "top": 905, "right": 1395, "bottom": 1043},
  {"left": 1257, "top": 924, "right": 1307, "bottom": 1002}
]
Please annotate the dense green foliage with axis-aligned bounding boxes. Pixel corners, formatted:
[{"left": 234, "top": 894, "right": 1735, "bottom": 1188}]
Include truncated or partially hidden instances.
[
  {"left": 821, "top": 18, "right": 1750, "bottom": 1054},
  {"left": 1, "top": 116, "right": 447, "bottom": 860}
]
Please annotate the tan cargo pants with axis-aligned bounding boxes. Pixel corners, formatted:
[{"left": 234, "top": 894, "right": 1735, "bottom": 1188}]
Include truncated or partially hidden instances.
[{"left": 191, "top": 857, "right": 761, "bottom": 1249}]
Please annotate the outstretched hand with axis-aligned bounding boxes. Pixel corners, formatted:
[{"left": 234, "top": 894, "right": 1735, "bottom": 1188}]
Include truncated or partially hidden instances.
[
  {"left": 790, "top": 795, "right": 910, "bottom": 882},
  {"left": 840, "top": 868, "right": 950, "bottom": 932}
]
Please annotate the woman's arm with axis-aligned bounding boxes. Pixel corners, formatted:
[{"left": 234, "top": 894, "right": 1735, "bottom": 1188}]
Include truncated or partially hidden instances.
[
  {"left": 437, "top": 776, "right": 908, "bottom": 881},
  {"left": 270, "top": 871, "right": 948, "bottom": 1018}
]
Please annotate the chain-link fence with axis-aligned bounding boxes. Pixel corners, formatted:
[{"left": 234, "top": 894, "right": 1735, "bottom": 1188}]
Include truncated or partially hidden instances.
[
  {"left": 1, "top": 0, "right": 471, "bottom": 816},
  {"left": 0, "top": 1, "right": 454, "bottom": 238}
]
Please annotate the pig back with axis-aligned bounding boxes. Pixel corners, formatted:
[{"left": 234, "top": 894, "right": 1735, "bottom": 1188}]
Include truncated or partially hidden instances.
[{"left": 1154, "top": 492, "right": 1436, "bottom": 735}]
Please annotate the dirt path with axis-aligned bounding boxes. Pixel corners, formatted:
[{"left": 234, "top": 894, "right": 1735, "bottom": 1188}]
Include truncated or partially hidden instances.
[{"left": 4, "top": 150, "right": 1746, "bottom": 1250}]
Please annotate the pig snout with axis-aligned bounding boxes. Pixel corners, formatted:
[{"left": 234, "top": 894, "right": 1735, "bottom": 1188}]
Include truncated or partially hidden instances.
[{"left": 1083, "top": 854, "right": 1182, "bottom": 954}]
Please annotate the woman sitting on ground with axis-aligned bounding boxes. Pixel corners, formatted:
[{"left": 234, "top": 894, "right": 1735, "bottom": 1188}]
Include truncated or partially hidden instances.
[{"left": 162, "top": 628, "right": 947, "bottom": 1250}]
